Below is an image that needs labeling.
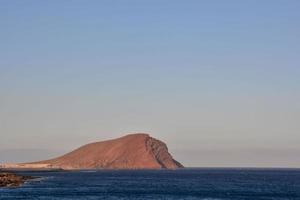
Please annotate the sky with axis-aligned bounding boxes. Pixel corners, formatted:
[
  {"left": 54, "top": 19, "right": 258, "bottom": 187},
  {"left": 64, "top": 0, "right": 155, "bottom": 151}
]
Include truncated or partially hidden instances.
[{"left": 0, "top": 0, "right": 300, "bottom": 167}]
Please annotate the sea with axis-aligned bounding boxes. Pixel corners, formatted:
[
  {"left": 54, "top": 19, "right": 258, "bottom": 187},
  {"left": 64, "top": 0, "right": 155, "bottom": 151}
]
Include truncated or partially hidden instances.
[{"left": 1, "top": 168, "right": 300, "bottom": 200}]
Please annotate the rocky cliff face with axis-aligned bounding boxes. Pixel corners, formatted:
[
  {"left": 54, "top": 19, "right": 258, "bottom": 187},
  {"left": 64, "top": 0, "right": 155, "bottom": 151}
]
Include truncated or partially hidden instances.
[{"left": 31, "top": 134, "right": 183, "bottom": 170}]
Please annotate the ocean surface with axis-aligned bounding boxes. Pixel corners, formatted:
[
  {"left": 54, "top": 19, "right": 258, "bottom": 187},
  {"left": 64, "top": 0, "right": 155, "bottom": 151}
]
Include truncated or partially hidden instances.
[{"left": 1, "top": 168, "right": 300, "bottom": 200}]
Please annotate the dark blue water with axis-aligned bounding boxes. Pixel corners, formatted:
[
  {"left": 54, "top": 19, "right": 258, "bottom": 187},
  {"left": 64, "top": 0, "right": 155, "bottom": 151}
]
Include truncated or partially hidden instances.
[{"left": 1, "top": 168, "right": 300, "bottom": 200}]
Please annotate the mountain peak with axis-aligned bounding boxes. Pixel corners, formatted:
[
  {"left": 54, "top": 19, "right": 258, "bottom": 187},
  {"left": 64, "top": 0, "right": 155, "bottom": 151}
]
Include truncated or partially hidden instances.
[{"left": 122, "top": 133, "right": 150, "bottom": 138}]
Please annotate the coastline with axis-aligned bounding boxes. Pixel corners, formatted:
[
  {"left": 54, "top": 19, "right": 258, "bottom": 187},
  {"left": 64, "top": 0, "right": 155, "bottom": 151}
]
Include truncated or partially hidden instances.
[{"left": 0, "top": 172, "right": 34, "bottom": 188}]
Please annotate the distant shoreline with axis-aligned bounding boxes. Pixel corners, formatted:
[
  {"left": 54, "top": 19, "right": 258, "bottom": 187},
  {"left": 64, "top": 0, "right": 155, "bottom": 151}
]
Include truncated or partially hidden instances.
[{"left": 1, "top": 167, "right": 300, "bottom": 172}]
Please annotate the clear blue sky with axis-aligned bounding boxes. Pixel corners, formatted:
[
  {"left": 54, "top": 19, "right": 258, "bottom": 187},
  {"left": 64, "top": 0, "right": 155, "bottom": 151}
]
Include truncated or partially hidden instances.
[{"left": 0, "top": 1, "right": 300, "bottom": 167}]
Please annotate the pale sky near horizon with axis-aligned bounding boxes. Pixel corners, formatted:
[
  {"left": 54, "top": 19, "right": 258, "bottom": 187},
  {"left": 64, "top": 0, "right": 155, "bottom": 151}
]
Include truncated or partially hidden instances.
[{"left": 0, "top": 1, "right": 300, "bottom": 167}]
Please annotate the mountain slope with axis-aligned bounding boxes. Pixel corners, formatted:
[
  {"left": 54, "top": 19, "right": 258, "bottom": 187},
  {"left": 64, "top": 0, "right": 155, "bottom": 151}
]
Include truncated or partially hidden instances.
[{"left": 31, "top": 133, "right": 183, "bottom": 169}]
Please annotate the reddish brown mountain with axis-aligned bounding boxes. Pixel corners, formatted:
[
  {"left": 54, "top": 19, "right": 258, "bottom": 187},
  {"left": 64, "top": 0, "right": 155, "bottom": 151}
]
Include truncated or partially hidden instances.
[{"left": 30, "top": 133, "right": 183, "bottom": 169}]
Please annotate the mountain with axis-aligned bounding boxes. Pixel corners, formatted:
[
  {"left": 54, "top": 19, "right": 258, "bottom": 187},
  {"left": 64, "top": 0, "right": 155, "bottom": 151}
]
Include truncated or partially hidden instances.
[{"left": 28, "top": 133, "right": 183, "bottom": 169}]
